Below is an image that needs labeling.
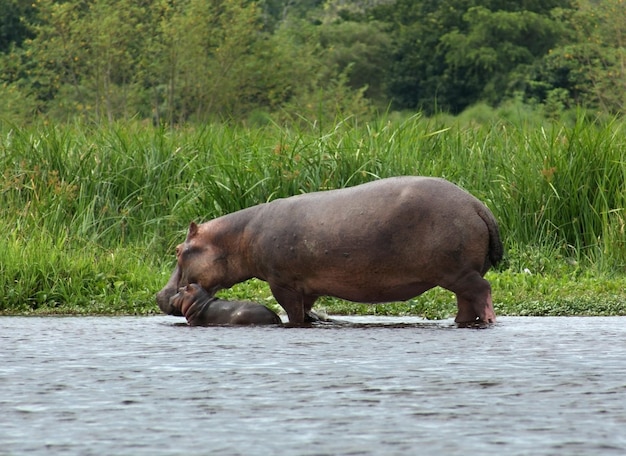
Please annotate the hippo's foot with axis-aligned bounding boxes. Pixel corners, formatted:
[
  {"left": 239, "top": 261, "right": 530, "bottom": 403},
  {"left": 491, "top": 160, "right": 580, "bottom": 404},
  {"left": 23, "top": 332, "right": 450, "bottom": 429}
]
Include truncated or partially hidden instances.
[
  {"left": 455, "top": 319, "right": 494, "bottom": 329},
  {"left": 455, "top": 310, "right": 496, "bottom": 327},
  {"left": 454, "top": 276, "right": 496, "bottom": 326}
]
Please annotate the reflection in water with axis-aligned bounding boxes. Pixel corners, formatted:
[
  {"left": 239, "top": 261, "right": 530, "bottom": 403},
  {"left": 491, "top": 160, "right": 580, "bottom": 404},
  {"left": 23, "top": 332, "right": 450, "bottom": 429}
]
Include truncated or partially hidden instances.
[
  {"left": 1, "top": 316, "right": 625, "bottom": 455},
  {"left": 311, "top": 315, "right": 487, "bottom": 329}
]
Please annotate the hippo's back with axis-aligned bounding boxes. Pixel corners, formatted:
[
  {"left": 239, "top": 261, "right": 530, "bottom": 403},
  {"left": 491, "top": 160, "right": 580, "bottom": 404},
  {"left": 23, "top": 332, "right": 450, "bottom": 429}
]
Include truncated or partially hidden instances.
[
  {"left": 276, "top": 176, "right": 477, "bottom": 212},
  {"left": 245, "top": 176, "right": 501, "bottom": 300}
]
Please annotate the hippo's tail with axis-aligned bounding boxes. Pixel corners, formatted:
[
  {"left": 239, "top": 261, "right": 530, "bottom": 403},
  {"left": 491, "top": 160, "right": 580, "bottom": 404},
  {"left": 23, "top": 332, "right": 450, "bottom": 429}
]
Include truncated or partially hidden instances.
[{"left": 477, "top": 206, "right": 504, "bottom": 273}]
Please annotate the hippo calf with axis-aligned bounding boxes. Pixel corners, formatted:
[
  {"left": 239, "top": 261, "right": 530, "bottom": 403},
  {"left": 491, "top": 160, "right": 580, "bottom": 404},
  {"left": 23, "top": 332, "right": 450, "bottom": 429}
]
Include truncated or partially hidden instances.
[
  {"left": 172, "top": 283, "right": 282, "bottom": 326},
  {"left": 157, "top": 176, "right": 503, "bottom": 325}
]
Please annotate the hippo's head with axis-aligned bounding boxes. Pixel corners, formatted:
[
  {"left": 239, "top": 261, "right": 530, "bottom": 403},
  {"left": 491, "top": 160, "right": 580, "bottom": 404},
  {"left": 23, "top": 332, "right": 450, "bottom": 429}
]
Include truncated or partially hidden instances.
[
  {"left": 156, "top": 222, "right": 229, "bottom": 315},
  {"left": 166, "top": 283, "right": 211, "bottom": 317}
]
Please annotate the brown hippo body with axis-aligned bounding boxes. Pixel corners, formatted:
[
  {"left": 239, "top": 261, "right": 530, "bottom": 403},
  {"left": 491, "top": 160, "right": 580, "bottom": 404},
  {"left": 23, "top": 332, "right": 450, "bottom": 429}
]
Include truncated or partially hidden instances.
[
  {"left": 157, "top": 176, "right": 503, "bottom": 325},
  {"left": 172, "top": 283, "right": 282, "bottom": 326}
]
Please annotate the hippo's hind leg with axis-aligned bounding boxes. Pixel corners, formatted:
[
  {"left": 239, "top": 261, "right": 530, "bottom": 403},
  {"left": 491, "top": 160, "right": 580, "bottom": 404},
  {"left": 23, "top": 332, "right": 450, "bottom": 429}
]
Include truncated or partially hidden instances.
[
  {"left": 451, "top": 272, "right": 496, "bottom": 324},
  {"left": 269, "top": 283, "right": 317, "bottom": 326}
]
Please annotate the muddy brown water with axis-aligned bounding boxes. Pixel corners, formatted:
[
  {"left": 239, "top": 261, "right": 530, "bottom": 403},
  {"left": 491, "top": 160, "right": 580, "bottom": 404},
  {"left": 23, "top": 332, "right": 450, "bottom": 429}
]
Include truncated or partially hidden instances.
[{"left": 1, "top": 315, "right": 625, "bottom": 455}]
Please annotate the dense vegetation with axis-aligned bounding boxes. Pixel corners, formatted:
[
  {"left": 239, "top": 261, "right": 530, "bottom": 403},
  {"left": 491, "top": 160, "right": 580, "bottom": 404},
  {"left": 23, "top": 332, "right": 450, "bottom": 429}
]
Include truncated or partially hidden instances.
[
  {"left": 1, "top": 0, "right": 625, "bottom": 318},
  {"left": 1, "top": 113, "right": 625, "bottom": 317},
  {"left": 0, "top": 0, "right": 625, "bottom": 124}
]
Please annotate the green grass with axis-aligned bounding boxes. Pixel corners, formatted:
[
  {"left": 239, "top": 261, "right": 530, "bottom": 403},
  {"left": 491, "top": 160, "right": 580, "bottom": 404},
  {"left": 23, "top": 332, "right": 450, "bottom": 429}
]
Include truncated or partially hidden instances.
[{"left": 1, "top": 112, "right": 625, "bottom": 317}]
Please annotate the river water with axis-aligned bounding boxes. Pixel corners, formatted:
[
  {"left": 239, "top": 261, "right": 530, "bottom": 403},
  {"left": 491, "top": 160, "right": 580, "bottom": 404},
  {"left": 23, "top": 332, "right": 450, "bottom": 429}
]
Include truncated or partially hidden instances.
[{"left": 1, "top": 315, "right": 625, "bottom": 455}]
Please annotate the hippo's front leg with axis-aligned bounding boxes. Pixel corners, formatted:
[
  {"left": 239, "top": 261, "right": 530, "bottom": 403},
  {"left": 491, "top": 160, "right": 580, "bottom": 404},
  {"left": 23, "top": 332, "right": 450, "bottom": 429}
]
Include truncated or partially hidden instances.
[{"left": 269, "top": 284, "right": 316, "bottom": 326}]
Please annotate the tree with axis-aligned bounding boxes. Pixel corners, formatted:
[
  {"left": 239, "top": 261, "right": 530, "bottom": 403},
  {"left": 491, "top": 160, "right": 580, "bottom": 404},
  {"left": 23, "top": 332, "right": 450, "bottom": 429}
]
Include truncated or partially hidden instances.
[
  {"left": 78, "top": 0, "right": 148, "bottom": 122},
  {"left": 258, "top": 0, "right": 325, "bottom": 29},
  {"left": 0, "top": 0, "right": 36, "bottom": 53},
  {"left": 317, "top": 19, "right": 392, "bottom": 105},
  {"left": 440, "top": 7, "right": 566, "bottom": 108},
  {"left": 565, "top": 0, "right": 625, "bottom": 114},
  {"left": 520, "top": 0, "right": 625, "bottom": 115},
  {"left": 372, "top": 0, "right": 573, "bottom": 113},
  {"left": 19, "top": 0, "right": 86, "bottom": 117},
  {"left": 156, "top": 0, "right": 266, "bottom": 123},
  {"left": 18, "top": 0, "right": 269, "bottom": 123},
  {"left": 16, "top": 0, "right": 149, "bottom": 121},
  {"left": 259, "top": 18, "right": 372, "bottom": 122}
]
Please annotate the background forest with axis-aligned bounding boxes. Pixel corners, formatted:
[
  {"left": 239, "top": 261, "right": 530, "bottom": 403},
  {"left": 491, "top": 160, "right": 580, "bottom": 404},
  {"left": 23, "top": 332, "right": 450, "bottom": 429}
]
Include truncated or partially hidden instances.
[{"left": 1, "top": 0, "right": 625, "bottom": 125}]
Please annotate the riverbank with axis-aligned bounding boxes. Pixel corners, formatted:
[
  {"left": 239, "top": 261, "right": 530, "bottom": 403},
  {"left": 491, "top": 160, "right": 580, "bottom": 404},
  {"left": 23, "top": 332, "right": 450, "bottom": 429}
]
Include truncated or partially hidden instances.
[
  {"left": 3, "top": 254, "right": 625, "bottom": 318},
  {"left": 2, "top": 114, "right": 625, "bottom": 317}
]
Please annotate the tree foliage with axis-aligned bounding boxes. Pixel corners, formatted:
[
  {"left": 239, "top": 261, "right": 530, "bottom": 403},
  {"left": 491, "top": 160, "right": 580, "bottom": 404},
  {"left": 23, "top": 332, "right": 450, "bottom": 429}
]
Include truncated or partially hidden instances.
[
  {"left": 0, "top": 0, "right": 36, "bottom": 53},
  {"left": 523, "top": 0, "right": 625, "bottom": 114},
  {"left": 0, "top": 0, "right": 623, "bottom": 124},
  {"left": 371, "top": 0, "right": 574, "bottom": 113}
]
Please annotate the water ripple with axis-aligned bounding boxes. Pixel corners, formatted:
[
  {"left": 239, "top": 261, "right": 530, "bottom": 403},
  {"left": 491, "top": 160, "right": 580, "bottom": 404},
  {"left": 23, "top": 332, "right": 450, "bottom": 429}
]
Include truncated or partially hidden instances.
[{"left": 1, "top": 316, "right": 625, "bottom": 455}]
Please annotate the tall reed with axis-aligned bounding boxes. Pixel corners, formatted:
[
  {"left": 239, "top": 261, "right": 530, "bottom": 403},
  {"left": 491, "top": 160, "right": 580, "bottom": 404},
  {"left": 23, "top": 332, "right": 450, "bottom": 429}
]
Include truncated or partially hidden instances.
[{"left": 1, "top": 113, "right": 624, "bottom": 312}]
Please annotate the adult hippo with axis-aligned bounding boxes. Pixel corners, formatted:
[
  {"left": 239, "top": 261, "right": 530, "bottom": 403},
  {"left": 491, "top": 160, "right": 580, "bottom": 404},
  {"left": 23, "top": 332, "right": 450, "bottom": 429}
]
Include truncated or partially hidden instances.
[
  {"left": 171, "top": 283, "right": 282, "bottom": 326},
  {"left": 157, "top": 176, "right": 503, "bottom": 325}
]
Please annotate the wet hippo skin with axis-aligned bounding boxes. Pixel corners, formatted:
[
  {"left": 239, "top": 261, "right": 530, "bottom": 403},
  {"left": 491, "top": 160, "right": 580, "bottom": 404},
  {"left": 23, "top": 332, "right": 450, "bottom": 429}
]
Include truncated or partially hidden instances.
[
  {"left": 157, "top": 176, "right": 503, "bottom": 326},
  {"left": 170, "top": 283, "right": 282, "bottom": 326}
]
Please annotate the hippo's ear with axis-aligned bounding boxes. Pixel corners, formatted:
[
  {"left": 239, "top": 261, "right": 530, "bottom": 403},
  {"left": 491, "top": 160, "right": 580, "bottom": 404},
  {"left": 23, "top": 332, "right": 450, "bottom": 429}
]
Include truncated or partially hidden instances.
[{"left": 187, "top": 222, "right": 199, "bottom": 240}]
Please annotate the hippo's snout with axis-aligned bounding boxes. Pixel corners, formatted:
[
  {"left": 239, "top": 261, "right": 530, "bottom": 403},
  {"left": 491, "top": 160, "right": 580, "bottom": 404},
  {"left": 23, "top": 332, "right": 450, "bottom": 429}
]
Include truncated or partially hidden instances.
[
  {"left": 156, "top": 288, "right": 183, "bottom": 316},
  {"left": 156, "top": 264, "right": 185, "bottom": 316}
]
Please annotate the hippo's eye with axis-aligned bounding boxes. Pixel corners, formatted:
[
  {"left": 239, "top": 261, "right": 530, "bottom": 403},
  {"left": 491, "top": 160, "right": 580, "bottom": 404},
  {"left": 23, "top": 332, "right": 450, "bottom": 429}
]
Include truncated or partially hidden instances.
[{"left": 180, "top": 245, "right": 200, "bottom": 260}]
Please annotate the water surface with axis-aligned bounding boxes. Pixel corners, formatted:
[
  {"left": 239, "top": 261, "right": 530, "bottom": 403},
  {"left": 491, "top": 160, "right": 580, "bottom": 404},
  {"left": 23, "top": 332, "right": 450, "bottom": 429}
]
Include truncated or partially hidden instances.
[{"left": 1, "top": 316, "right": 625, "bottom": 455}]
